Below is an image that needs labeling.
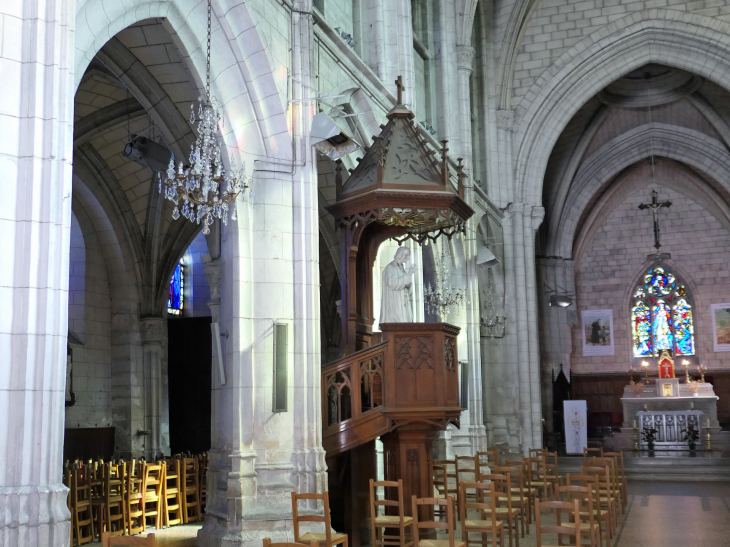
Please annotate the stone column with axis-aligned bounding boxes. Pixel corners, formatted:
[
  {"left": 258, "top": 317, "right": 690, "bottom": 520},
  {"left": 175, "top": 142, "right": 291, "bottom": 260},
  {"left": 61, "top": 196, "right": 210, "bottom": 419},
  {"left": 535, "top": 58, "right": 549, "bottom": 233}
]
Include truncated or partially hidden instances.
[
  {"left": 140, "top": 317, "right": 169, "bottom": 459},
  {"left": 198, "top": 3, "right": 326, "bottom": 546},
  {"left": 0, "top": 0, "right": 75, "bottom": 544},
  {"left": 536, "top": 257, "right": 577, "bottom": 433},
  {"left": 451, "top": 44, "right": 487, "bottom": 457}
]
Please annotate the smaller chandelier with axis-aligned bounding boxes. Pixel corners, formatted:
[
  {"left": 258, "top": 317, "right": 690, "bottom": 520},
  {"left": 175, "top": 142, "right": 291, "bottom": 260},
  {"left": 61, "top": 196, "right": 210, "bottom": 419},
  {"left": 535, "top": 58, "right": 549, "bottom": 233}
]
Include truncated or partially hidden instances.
[
  {"left": 424, "top": 241, "right": 466, "bottom": 318},
  {"left": 481, "top": 269, "right": 506, "bottom": 338},
  {"left": 159, "top": 0, "right": 247, "bottom": 235}
]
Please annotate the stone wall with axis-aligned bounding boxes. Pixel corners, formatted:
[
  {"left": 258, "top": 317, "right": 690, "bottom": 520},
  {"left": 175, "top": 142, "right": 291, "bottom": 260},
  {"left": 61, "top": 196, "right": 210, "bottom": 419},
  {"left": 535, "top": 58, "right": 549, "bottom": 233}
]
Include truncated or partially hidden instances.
[
  {"left": 66, "top": 211, "right": 113, "bottom": 429},
  {"left": 182, "top": 231, "right": 212, "bottom": 318},
  {"left": 572, "top": 180, "right": 730, "bottom": 374},
  {"left": 511, "top": 0, "right": 730, "bottom": 109}
]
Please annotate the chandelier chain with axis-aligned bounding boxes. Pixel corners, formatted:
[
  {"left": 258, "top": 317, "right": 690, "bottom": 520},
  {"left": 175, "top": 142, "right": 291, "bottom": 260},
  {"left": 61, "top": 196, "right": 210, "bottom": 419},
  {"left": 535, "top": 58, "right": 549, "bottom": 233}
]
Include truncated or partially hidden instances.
[{"left": 206, "top": 0, "right": 212, "bottom": 99}]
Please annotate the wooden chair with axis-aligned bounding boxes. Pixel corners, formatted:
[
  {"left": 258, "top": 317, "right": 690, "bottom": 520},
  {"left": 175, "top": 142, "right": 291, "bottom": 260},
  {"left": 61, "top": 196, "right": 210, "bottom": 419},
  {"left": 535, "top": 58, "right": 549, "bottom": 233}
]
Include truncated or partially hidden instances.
[
  {"left": 543, "top": 452, "right": 561, "bottom": 492},
  {"left": 526, "top": 457, "right": 552, "bottom": 501},
  {"left": 181, "top": 457, "right": 201, "bottom": 523},
  {"left": 602, "top": 452, "right": 627, "bottom": 512},
  {"left": 495, "top": 465, "right": 528, "bottom": 537},
  {"left": 369, "top": 479, "right": 412, "bottom": 547},
  {"left": 411, "top": 495, "right": 465, "bottom": 547},
  {"left": 163, "top": 458, "right": 184, "bottom": 527},
  {"left": 141, "top": 462, "right": 164, "bottom": 530},
  {"left": 291, "top": 491, "right": 348, "bottom": 547},
  {"left": 125, "top": 460, "right": 145, "bottom": 536},
  {"left": 504, "top": 460, "right": 536, "bottom": 526},
  {"left": 581, "top": 466, "right": 617, "bottom": 535},
  {"left": 556, "top": 485, "right": 600, "bottom": 547},
  {"left": 71, "top": 466, "right": 95, "bottom": 545},
  {"left": 535, "top": 499, "right": 581, "bottom": 547},
  {"left": 583, "top": 447, "right": 603, "bottom": 464},
  {"left": 458, "top": 482, "right": 504, "bottom": 547},
  {"left": 432, "top": 461, "right": 457, "bottom": 519},
  {"left": 480, "top": 473, "right": 519, "bottom": 547},
  {"left": 565, "top": 474, "right": 611, "bottom": 547},
  {"left": 101, "top": 532, "right": 156, "bottom": 546},
  {"left": 477, "top": 448, "right": 499, "bottom": 469},
  {"left": 93, "top": 462, "right": 126, "bottom": 538},
  {"left": 589, "top": 457, "right": 623, "bottom": 516},
  {"left": 263, "top": 540, "right": 318, "bottom": 547},
  {"left": 455, "top": 455, "right": 479, "bottom": 511}
]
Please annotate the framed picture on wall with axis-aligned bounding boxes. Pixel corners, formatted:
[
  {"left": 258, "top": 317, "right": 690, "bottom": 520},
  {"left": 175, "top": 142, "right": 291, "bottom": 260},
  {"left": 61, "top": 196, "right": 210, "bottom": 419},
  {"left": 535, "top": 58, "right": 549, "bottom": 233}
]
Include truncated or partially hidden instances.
[
  {"left": 711, "top": 303, "right": 730, "bottom": 352},
  {"left": 582, "top": 309, "right": 614, "bottom": 356}
]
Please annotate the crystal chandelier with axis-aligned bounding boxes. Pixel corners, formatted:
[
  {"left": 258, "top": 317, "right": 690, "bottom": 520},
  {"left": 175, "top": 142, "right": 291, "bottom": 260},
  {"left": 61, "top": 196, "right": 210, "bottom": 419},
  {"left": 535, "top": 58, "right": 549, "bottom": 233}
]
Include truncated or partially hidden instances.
[
  {"left": 159, "top": 0, "right": 248, "bottom": 235},
  {"left": 424, "top": 241, "right": 466, "bottom": 318},
  {"left": 481, "top": 268, "right": 506, "bottom": 338}
]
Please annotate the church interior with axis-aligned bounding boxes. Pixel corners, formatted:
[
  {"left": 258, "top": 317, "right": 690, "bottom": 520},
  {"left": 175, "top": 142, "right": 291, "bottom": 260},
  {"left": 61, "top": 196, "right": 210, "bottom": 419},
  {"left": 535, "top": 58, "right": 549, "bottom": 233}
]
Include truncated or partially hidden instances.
[{"left": 6, "top": 0, "right": 730, "bottom": 546}]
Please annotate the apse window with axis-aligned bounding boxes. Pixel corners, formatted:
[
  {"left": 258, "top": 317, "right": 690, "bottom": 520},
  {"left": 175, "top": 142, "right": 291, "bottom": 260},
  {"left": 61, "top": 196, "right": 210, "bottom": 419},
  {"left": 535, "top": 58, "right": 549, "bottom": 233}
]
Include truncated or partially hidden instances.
[
  {"left": 631, "top": 267, "right": 694, "bottom": 357},
  {"left": 167, "top": 260, "right": 184, "bottom": 316}
]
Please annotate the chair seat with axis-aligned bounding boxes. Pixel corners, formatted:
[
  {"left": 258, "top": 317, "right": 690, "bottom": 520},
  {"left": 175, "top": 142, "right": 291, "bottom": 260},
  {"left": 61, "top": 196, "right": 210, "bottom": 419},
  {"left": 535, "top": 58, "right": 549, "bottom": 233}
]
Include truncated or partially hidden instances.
[
  {"left": 420, "top": 540, "right": 466, "bottom": 547},
  {"left": 494, "top": 507, "right": 518, "bottom": 516},
  {"left": 497, "top": 495, "right": 522, "bottom": 503},
  {"left": 374, "top": 515, "right": 413, "bottom": 525},
  {"left": 563, "top": 522, "right": 600, "bottom": 531},
  {"left": 300, "top": 532, "right": 348, "bottom": 545},
  {"left": 465, "top": 519, "right": 502, "bottom": 529}
]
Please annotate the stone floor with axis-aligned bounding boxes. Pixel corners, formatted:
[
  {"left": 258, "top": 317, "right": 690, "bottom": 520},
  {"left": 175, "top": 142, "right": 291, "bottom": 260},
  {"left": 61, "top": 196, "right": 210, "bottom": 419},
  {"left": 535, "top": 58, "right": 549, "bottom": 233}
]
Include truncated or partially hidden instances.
[{"left": 84, "top": 481, "right": 730, "bottom": 546}]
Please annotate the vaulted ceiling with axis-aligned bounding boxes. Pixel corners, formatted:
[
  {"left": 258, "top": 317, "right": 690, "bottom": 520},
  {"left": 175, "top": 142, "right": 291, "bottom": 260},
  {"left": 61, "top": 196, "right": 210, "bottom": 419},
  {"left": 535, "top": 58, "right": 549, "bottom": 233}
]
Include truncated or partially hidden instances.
[
  {"left": 73, "top": 18, "right": 205, "bottom": 314},
  {"left": 539, "top": 64, "right": 730, "bottom": 263}
]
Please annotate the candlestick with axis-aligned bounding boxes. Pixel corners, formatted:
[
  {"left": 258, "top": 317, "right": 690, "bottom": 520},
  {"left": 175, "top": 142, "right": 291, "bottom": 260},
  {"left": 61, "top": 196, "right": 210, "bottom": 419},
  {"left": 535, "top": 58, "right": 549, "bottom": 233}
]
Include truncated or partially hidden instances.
[
  {"left": 633, "top": 419, "right": 637, "bottom": 429},
  {"left": 641, "top": 360, "right": 649, "bottom": 384},
  {"left": 683, "top": 359, "right": 690, "bottom": 383},
  {"left": 699, "top": 364, "right": 707, "bottom": 383}
]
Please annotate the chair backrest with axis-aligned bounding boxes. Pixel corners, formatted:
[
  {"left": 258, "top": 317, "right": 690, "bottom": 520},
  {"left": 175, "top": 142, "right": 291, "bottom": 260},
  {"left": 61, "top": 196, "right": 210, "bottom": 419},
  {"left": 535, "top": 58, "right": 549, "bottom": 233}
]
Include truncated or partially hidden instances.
[
  {"left": 565, "top": 473, "right": 599, "bottom": 495},
  {"left": 101, "top": 532, "right": 156, "bottom": 546},
  {"left": 455, "top": 455, "right": 477, "bottom": 484},
  {"left": 369, "top": 479, "right": 406, "bottom": 524},
  {"left": 556, "top": 484, "right": 594, "bottom": 515},
  {"left": 545, "top": 452, "right": 559, "bottom": 476},
  {"left": 581, "top": 465, "right": 613, "bottom": 498},
  {"left": 535, "top": 499, "right": 581, "bottom": 547},
  {"left": 583, "top": 447, "right": 603, "bottom": 465},
  {"left": 291, "top": 491, "right": 333, "bottom": 545},
  {"left": 433, "top": 460, "right": 458, "bottom": 496},
  {"left": 476, "top": 447, "right": 499, "bottom": 468},
  {"left": 143, "top": 463, "right": 164, "bottom": 498},
  {"left": 590, "top": 458, "right": 619, "bottom": 493},
  {"left": 458, "top": 481, "right": 499, "bottom": 524},
  {"left": 602, "top": 452, "right": 625, "bottom": 479},
  {"left": 495, "top": 466, "right": 525, "bottom": 496},
  {"left": 412, "top": 495, "right": 458, "bottom": 547}
]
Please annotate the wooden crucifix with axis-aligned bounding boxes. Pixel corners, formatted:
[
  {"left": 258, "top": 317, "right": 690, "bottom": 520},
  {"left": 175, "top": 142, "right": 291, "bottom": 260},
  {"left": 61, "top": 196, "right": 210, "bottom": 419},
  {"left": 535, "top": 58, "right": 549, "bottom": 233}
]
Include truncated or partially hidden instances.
[
  {"left": 638, "top": 189, "right": 672, "bottom": 250},
  {"left": 395, "top": 75, "right": 404, "bottom": 105}
]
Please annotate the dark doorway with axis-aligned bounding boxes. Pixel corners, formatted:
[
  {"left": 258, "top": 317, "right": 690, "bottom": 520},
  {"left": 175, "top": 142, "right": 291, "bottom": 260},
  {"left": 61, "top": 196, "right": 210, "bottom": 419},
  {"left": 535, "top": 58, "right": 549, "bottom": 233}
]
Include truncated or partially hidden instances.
[{"left": 168, "top": 317, "right": 212, "bottom": 454}]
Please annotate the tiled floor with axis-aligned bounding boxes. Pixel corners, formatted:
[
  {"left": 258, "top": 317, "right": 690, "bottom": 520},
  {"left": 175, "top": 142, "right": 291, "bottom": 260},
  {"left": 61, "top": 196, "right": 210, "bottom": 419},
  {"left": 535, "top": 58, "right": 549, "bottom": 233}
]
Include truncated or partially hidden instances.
[{"left": 614, "top": 481, "right": 730, "bottom": 547}]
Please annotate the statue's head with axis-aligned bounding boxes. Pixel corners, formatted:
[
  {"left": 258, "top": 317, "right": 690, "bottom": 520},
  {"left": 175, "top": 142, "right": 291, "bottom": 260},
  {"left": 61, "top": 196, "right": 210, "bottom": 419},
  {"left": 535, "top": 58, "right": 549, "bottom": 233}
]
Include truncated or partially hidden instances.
[{"left": 394, "top": 246, "right": 410, "bottom": 265}]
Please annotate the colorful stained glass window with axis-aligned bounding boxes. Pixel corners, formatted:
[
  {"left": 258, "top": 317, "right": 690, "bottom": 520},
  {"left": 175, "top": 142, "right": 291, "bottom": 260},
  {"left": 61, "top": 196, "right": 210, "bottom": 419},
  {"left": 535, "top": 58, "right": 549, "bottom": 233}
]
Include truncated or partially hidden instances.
[
  {"left": 631, "top": 267, "right": 694, "bottom": 357},
  {"left": 653, "top": 301, "right": 673, "bottom": 351},
  {"left": 673, "top": 299, "right": 694, "bottom": 355},
  {"left": 167, "top": 261, "right": 183, "bottom": 315},
  {"left": 644, "top": 267, "right": 675, "bottom": 296},
  {"left": 632, "top": 301, "right": 652, "bottom": 357}
]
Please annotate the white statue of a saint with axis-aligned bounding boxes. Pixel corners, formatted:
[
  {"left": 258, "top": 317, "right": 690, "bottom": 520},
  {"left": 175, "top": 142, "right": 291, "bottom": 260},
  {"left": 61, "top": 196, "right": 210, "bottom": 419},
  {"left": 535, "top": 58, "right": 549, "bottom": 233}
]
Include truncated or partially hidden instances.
[{"left": 380, "top": 247, "right": 417, "bottom": 323}]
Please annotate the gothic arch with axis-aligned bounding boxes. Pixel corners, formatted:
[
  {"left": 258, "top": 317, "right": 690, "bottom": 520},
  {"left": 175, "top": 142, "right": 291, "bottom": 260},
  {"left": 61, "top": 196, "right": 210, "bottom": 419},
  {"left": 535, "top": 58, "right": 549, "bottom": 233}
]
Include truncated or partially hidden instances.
[
  {"left": 553, "top": 124, "right": 730, "bottom": 258},
  {"left": 514, "top": 10, "right": 730, "bottom": 205},
  {"left": 74, "top": 0, "right": 284, "bottom": 164}
]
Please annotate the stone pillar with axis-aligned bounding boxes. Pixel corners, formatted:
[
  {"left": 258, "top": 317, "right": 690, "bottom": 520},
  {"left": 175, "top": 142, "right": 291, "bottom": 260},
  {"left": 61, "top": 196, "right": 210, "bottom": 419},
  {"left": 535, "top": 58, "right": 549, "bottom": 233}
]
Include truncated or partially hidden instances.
[
  {"left": 536, "top": 257, "right": 577, "bottom": 433},
  {"left": 0, "top": 0, "right": 75, "bottom": 544},
  {"left": 201, "top": 256, "right": 227, "bottom": 523},
  {"left": 450, "top": 44, "right": 487, "bottom": 457},
  {"left": 198, "top": 3, "right": 326, "bottom": 546},
  {"left": 140, "top": 317, "right": 169, "bottom": 459}
]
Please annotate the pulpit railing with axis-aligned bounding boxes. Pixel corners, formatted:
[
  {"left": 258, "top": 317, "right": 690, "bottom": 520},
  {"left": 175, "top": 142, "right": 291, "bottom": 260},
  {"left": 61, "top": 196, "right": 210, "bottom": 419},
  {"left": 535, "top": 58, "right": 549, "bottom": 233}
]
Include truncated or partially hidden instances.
[{"left": 323, "top": 341, "right": 388, "bottom": 433}]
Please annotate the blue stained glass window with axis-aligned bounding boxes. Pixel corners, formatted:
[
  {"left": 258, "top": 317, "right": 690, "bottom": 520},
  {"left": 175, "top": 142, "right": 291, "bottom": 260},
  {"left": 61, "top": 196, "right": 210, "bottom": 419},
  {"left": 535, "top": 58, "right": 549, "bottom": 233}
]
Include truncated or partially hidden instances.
[
  {"left": 632, "top": 267, "right": 694, "bottom": 357},
  {"left": 632, "top": 301, "right": 652, "bottom": 357},
  {"left": 673, "top": 299, "right": 694, "bottom": 355},
  {"left": 652, "top": 301, "right": 673, "bottom": 352},
  {"left": 167, "top": 261, "right": 183, "bottom": 315}
]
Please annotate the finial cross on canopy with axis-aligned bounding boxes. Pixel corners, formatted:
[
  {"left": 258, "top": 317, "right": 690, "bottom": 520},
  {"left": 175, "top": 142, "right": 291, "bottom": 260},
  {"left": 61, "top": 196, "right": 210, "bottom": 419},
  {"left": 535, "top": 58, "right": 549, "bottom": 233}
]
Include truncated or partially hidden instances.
[
  {"left": 638, "top": 189, "right": 672, "bottom": 251},
  {"left": 395, "top": 75, "right": 404, "bottom": 105}
]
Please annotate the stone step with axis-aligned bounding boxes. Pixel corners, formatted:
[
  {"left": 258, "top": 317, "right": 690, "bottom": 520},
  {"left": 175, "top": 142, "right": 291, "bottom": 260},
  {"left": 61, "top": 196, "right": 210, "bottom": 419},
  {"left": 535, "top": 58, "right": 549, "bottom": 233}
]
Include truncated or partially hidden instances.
[{"left": 557, "top": 455, "right": 730, "bottom": 481}]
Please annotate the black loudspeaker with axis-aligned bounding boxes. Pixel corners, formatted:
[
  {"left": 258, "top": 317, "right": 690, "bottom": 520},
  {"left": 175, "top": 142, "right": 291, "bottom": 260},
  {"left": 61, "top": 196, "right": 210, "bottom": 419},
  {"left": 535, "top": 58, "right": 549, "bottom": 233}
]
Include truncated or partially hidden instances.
[{"left": 273, "top": 323, "right": 288, "bottom": 412}]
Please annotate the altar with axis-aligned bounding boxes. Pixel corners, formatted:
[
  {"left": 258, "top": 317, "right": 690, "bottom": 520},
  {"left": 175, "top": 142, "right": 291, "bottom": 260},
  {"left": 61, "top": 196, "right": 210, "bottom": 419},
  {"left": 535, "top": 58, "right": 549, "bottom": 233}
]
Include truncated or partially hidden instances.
[{"left": 619, "top": 380, "right": 723, "bottom": 450}]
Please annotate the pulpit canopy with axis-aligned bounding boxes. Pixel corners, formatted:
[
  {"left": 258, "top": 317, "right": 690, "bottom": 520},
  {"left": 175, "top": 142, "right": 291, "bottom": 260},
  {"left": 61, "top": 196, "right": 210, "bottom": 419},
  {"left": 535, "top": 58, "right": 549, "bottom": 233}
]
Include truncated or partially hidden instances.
[{"left": 327, "top": 78, "right": 474, "bottom": 244}]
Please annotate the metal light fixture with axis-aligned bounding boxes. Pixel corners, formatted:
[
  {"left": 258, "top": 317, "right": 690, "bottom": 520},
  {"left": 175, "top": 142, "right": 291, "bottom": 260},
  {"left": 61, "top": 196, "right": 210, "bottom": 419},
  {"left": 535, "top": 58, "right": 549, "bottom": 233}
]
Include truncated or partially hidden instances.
[
  {"left": 425, "top": 241, "right": 466, "bottom": 319},
  {"left": 310, "top": 112, "right": 361, "bottom": 159},
  {"left": 545, "top": 283, "right": 573, "bottom": 308},
  {"left": 476, "top": 246, "right": 500, "bottom": 269},
  {"left": 159, "top": 0, "right": 248, "bottom": 234}
]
